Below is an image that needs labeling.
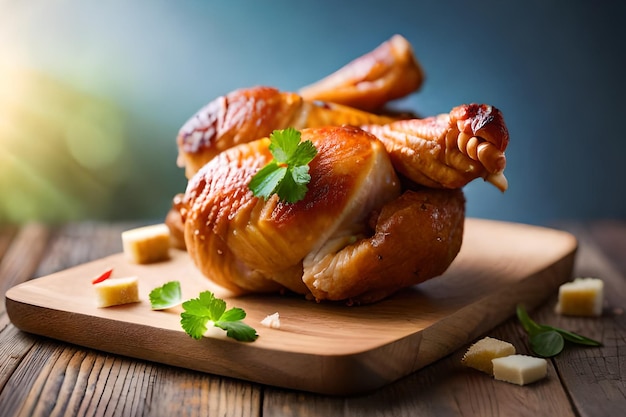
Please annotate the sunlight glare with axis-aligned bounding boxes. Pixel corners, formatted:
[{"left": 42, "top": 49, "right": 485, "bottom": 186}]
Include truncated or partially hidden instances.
[{"left": 64, "top": 102, "right": 125, "bottom": 171}]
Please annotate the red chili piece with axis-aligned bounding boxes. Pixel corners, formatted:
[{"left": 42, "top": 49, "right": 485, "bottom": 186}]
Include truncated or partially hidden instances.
[{"left": 92, "top": 268, "right": 113, "bottom": 284}]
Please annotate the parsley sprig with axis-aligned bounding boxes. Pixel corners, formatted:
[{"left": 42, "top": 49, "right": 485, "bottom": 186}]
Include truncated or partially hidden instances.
[
  {"left": 249, "top": 128, "right": 318, "bottom": 203},
  {"left": 149, "top": 283, "right": 258, "bottom": 342},
  {"left": 180, "top": 291, "right": 258, "bottom": 342},
  {"left": 149, "top": 281, "right": 182, "bottom": 310},
  {"left": 516, "top": 304, "right": 601, "bottom": 357}
]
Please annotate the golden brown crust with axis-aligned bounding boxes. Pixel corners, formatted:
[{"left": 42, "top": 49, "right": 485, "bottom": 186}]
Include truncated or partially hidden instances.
[
  {"left": 181, "top": 138, "right": 284, "bottom": 293},
  {"left": 176, "top": 86, "right": 510, "bottom": 193},
  {"left": 303, "top": 187, "right": 465, "bottom": 304},
  {"left": 299, "top": 34, "right": 425, "bottom": 111},
  {"left": 179, "top": 125, "right": 467, "bottom": 303},
  {"left": 164, "top": 194, "right": 186, "bottom": 250},
  {"left": 180, "top": 126, "right": 401, "bottom": 296},
  {"left": 304, "top": 101, "right": 396, "bottom": 129},
  {"left": 175, "top": 86, "right": 395, "bottom": 180},
  {"left": 176, "top": 86, "right": 305, "bottom": 179}
]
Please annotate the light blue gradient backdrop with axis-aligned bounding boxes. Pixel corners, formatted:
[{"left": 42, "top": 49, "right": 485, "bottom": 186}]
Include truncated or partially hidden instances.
[{"left": 2, "top": 0, "right": 624, "bottom": 224}]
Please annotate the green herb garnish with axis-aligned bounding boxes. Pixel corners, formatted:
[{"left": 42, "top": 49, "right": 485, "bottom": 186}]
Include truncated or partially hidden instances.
[
  {"left": 180, "top": 291, "right": 258, "bottom": 342},
  {"left": 249, "top": 127, "right": 318, "bottom": 203},
  {"left": 516, "top": 304, "right": 601, "bottom": 357},
  {"left": 149, "top": 281, "right": 183, "bottom": 310}
]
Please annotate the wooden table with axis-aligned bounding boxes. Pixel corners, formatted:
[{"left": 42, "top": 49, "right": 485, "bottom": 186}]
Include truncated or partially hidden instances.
[{"left": 1, "top": 220, "right": 624, "bottom": 416}]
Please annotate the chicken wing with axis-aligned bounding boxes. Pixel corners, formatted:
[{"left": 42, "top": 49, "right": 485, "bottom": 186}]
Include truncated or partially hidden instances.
[
  {"left": 362, "top": 103, "right": 509, "bottom": 191},
  {"left": 299, "top": 34, "right": 425, "bottom": 112}
]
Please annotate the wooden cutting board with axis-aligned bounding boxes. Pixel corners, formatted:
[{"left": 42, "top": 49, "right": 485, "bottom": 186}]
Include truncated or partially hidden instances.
[{"left": 5, "top": 218, "right": 577, "bottom": 395}]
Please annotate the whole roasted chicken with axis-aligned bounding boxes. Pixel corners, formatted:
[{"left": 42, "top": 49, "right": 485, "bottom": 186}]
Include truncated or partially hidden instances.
[{"left": 169, "top": 35, "right": 510, "bottom": 304}]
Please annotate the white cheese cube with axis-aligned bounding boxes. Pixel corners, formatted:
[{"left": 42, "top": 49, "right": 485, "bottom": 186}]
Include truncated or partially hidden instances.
[
  {"left": 122, "top": 224, "right": 171, "bottom": 264},
  {"left": 260, "top": 312, "right": 281, "bottom": 329},
  {"left": 95, "top": 276, "right": 140, "bottom": 307},
  {"left": 555, "top": 277, "right": 604, "bottom": 317},
  {"left": 492, "top": 354, "right": 547, "bottom": 385},
  {"left": 461, "top": 337, "right": 516, "bottom": 374}
]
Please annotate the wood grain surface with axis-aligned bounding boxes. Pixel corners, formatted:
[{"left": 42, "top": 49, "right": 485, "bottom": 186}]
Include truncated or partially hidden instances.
[
  {"left": 5, "top": 219, "right": 577, "bottom": 395},
  {"left": 1, "top": 220, "right": 625, "bottom": 416}
]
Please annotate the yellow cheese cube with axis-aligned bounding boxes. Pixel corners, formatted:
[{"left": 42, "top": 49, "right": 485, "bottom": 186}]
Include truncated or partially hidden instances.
[
  {"left": 461, "top": 337, "right": 516, "bottom": 374},
  {"left": 492, "top": 354, "right": 547, "bottom": 385},
  {"left": 95, "top": 276, "right": 140, "bottom": 307},
  {"left": 555, "top": 277, "right": 604, "bottom": 317},
  {"left": 122, "top": 224, "right": 171, "bottom": 264}
]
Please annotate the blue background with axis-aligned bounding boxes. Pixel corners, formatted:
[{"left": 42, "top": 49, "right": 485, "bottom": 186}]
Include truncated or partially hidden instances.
[{"left": 1, "top": 0, "right": 624, "bottom": 225}]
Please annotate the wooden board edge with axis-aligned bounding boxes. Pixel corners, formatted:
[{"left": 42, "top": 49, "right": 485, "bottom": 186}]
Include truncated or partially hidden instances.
[
  {"left": 4, "top": 243, "right": 577, "bottom": 396},
  {"left": 4, "top": 295, "right": 400, "bottom": 395}
]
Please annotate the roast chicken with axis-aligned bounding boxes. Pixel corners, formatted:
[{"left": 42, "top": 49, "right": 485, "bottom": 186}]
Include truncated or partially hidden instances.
[
  {"left": 180, "top": 126, "right": 465, "bottom": 303},
  {"left": 168, "top": 35, "right": 510, "bottom": 304}
]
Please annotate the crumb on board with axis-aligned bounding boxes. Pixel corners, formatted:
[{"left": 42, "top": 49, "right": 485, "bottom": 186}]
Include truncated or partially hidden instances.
[{"left": 261, "top": 312, "right": 281, "bottom": 329}]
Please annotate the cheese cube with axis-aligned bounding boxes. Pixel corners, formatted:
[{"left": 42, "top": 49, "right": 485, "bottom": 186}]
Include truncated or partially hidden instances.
[
  {"left": 461, "top": 337, "right": 516, "bottom": 374},
  {"left": 122, "top": 224, "right": 171, "bottom": 264},
  {"left": 95, "top": 276, "right": 140, "bottom": 307},
  {"left": 492, "top": 354, "right": 547, "bottom": 385},
  {"left": 555, "top": 277, "right": 604, "bottom": 317}
]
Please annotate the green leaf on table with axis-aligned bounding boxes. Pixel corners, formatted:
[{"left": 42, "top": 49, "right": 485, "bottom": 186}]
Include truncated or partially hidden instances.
[
  {"left": 541, "top": 324, "right": 603, "bottom": 347},
  {"left": 530, "top": 330, "right": 565, "bottom": 357},
  {"left": 516, "top": 304, "right": 544, "bottom": 335},
  {"left": 516, "top": 304, "right": 602, "bottom": 357},
  {"left": 149, "top": 281, "right": 182, "bottom": 310}
]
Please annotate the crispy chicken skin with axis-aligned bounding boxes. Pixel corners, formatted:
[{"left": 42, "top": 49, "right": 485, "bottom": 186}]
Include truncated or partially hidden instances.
[
  {"left": 176, "top": 87, "right": 305, "bottom": 179},
  {"left": 362, "top": 103, "right": 509, "bottom": 191},
  {"left": 299, "top": 34, "right": 425, "bottom": 112},
  {"left": 180, "top": 126, "right": 404, "bottom": 298},
  {"left": 176, "top": 86, "right": 394, "bottom": 179},
  {"left": 165, "top": 193, "right": 187, "bottom": 250},
  {"left": 304, "top": 186, "right": 465, "bottom": 303},
  {"left": 176, "top": 85, "right": 509, "bottom": 191}
]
